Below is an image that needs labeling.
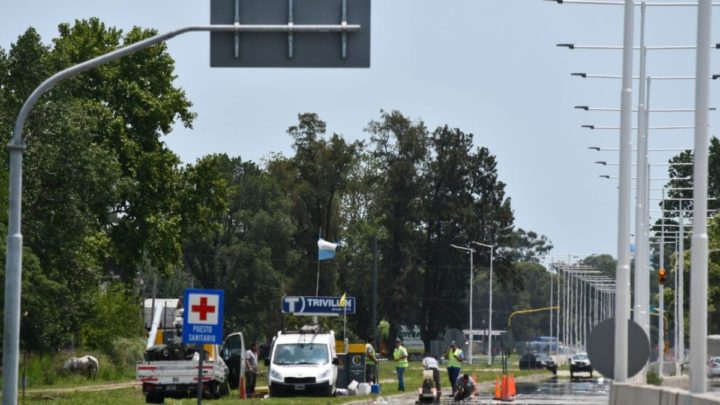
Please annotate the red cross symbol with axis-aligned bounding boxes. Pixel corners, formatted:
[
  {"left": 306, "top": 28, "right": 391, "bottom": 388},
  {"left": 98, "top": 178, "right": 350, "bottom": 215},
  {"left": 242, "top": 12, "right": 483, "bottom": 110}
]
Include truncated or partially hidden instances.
[{"left": 191, "top": 297, "right": 216, "bottom": 321}]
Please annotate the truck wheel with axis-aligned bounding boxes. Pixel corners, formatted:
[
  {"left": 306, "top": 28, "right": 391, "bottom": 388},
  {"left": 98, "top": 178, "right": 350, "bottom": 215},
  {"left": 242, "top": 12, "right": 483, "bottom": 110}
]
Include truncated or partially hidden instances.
[
  {"left": 145, "top": 392, "right": 164, "bottom": 404},
  {"left": 219, "top": 381, "right": 230, "bottom": 397},
  {"left": 209, "top": 382, "right": 221, "bottom": 399}
]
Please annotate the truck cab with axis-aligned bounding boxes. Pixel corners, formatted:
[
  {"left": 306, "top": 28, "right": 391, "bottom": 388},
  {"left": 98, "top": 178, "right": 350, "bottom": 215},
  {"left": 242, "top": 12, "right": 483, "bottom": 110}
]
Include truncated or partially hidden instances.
[{"left": 267, "top": 326, "right": 338, "bottom": 397}]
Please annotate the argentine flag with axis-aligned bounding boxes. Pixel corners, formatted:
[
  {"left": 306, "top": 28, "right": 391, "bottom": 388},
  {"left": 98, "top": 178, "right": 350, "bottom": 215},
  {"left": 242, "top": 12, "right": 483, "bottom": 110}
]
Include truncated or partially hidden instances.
[{"left": 318, "top": 238, "right": 339, "bottom": 261}]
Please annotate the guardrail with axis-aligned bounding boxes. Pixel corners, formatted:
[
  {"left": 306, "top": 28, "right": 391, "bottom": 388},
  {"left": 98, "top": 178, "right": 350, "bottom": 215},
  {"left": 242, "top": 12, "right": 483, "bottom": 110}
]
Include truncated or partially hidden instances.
[{"left": 610, "top": 383, "right": 720, "bottom": 404}]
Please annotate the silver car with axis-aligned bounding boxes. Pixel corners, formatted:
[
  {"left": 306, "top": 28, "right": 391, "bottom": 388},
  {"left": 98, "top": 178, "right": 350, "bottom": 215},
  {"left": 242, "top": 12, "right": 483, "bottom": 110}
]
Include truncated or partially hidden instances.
[{"left": 709, "top": 356, "right": 720, "bottom": 378}]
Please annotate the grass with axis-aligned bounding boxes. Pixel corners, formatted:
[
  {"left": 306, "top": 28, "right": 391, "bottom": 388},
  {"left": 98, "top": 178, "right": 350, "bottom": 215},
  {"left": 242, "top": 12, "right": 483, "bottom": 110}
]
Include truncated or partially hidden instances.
[
  {"left": 12, "top": 352, "right": 137, "bottom": 390},
  {"left": 20, "top": 356, "right": 550, "bottom": 404}
]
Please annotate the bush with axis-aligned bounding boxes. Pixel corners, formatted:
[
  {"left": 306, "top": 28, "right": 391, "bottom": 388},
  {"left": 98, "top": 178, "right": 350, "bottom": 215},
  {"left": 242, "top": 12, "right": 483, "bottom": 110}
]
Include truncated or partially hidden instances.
[
  {"left": 106, "top": 337, "right": 145, "bottom": 367},
  {"left": 79, "top": 284, "right": 143, "bottom": 353},
  {"left": 647, "top": 370, "right": 663, "bottom": 386}
]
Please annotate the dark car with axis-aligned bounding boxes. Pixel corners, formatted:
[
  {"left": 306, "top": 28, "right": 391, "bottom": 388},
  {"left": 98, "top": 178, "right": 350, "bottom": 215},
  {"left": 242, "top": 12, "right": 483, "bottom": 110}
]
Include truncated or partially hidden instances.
[
  {"left": 569, "top": 353, "right": 593, "bottom": 378},
  {"left": 519, "top": 352, "right": 558, "bottom": 374}
]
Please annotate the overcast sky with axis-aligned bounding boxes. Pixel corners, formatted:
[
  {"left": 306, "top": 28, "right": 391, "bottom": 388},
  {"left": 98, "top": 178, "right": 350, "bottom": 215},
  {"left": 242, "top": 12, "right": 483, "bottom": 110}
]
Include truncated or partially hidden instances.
[{"left": 2, "top": 1, "right": 718, "bottom": 261}]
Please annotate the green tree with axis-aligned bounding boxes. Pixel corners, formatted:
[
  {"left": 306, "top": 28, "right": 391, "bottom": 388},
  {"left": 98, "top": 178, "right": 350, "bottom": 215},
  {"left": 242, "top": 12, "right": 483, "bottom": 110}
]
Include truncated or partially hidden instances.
[
  {"left": 267, "top": 113, "right": 362, "bottom": 297},
  {"left": 365, "top": 110, "right": 429, "bottom": 341},
  {"left": 0, "top": 19, "right": 194, "bottom": 351},
  {"left": 181, "top": 154, "right": 295, "bottom": 340}
]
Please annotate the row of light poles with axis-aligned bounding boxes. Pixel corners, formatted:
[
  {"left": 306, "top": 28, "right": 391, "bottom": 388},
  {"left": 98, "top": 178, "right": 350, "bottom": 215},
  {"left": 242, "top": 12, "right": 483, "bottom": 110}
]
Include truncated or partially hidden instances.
[
  {"left": 549, "top": 0, "right": 717, "bottom": 391},
  {"left": 552, "top": 263, "right": 616, "bottom": 352},
  {"left": 450, "top": 241, "right": 494, "bottom": 366}
]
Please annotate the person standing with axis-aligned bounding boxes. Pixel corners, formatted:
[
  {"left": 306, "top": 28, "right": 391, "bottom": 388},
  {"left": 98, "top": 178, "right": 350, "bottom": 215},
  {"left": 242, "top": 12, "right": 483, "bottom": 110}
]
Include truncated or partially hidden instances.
[
  {"left": 244, "top": 342, "right": 259, "bottom": 395},
  {"left": 393, "top": 338, "right": 409, "bottom": 391},
  {"left": 422, "top": 354, "right": 442, "bottom": 399},
  {"left": 365, "top": 337, "right": 378, "bottom": 384},
  {"left": 445, "top": 341, "right": 464, "bottom": 395}
]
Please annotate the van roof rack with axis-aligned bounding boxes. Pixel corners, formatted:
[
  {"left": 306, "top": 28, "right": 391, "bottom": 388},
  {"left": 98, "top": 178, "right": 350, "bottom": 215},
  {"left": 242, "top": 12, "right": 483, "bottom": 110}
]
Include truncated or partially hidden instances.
[{"left": 281, "top": 324, "right": 325, "bottom": 335}]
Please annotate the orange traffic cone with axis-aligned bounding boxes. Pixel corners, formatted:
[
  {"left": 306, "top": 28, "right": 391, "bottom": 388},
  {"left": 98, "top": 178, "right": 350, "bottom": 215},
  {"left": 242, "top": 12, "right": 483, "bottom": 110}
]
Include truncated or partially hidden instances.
[
  {"left": 509, "top": 373, "right": 517, "bottom": 397},
  {"left": 472, "top": 373, "right": 478, "bottom": 397},
  {"left": 501, "top": 374, "right": 510, "bottom": 400},
  {"left": 239, "top": 375, "right": 247, "bottom": 399},
  {"left": 494, "top": 376, "right": 501, "bottom": 399}
]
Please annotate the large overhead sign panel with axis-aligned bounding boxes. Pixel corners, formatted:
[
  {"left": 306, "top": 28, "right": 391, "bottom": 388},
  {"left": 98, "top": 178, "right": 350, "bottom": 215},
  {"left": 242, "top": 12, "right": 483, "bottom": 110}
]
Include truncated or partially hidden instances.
[{"left": 210, "top": 0, "right": 371, "bottom": 68}]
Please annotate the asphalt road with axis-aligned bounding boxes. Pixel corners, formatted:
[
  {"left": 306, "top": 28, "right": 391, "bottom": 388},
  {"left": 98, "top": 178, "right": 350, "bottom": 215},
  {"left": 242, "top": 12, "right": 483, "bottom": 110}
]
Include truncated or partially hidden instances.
[{"left": 375, "top": 376, "right": 609, "bottom": 405}]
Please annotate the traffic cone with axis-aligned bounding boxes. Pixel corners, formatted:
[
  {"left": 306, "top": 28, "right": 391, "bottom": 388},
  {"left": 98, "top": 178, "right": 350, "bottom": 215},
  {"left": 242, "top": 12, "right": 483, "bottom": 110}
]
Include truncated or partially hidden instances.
[
  {"left": 239, "top": 375, "right": 247, "bottom": 399},
  {"left": 509, "top": 373, "right": 516, "bottom": 397},
  {"left": 501, "top": 374, "right": 510, "bottom": 400},
  {"left": 494, "top": 376, "right": 501, "bottom": 399}
]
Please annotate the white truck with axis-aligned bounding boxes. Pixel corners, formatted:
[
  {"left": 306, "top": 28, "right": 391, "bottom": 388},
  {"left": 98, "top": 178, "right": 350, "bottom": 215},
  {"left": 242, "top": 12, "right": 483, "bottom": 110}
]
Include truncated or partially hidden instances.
[{"left": 136, "top": 302, "right": 243, "bottom": 403}]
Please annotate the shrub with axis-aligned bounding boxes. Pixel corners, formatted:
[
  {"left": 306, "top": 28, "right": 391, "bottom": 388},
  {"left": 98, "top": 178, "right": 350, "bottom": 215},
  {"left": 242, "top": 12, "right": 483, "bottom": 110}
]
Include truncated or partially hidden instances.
[
  {"left": 79, "top": 284, "right": 143, "bottom": 353},
  {"left": 107, "top": 336, "right": 145, "bottom": 367},
  {"left": 647, "top": 370, "right": 663, "bottom": 386}
]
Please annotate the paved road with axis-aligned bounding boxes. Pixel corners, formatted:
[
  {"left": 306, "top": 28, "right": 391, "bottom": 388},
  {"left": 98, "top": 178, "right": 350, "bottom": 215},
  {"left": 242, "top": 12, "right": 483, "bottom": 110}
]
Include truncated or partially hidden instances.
[{"left": 372, "top": 376, "right": 609, "bottom": 404}]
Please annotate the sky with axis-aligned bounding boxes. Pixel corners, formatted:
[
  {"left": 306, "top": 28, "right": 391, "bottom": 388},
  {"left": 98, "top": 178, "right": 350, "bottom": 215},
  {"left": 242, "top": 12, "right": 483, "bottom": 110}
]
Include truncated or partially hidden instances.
[{"left": 1, "top": 0, "right": 718, "bottom": 261}]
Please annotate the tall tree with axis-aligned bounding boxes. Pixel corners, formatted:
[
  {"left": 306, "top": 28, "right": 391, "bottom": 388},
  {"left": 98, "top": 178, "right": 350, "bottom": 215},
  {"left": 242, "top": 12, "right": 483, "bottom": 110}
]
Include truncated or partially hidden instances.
[
  {"left": 267, "top": 113, "right": 362, "bottom": 297},
  {"left": 0, "top": 19, "right": 194, "bottom": 351},
  {"left": 181, "top": 154, "right": 295, "bottom": 339},
  {"left": 366, "top": 110, "right": 429, "bottom": 341}
]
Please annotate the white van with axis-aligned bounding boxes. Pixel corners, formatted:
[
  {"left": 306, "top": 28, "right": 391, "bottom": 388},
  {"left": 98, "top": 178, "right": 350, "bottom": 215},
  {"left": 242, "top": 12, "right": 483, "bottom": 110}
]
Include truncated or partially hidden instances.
[{"left": 267, "top": 326, "right": 338, "bottom": 397}]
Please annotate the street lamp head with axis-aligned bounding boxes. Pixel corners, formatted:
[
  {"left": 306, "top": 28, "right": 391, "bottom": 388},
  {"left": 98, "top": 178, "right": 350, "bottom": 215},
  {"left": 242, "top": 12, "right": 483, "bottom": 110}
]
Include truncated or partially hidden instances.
[
  {"left": 595, "top": 161, "right": 607, "bottom": 166},
  {"left": 470, "top": 241, "right": 494, "bottom": 249},
  {"left": 557, "top": 43, "right": 575, "bottom": 49},
  {"left": 599, "top": 175, "right": 611, "bottom": 179},
  {"left": 450, "top": 244, "right": 474, "bottom": 253},
  {"left": 571, "top": 72, "right": 587, "bottom": 78},
  {"left": 575, "top": 105, "right": 589, "bottom": 111},
  {"left": 581, "top": 124, "right": 595, "bottom": 130},
  {"left": 588, "top": 146, "right": 601, "bottom": 151}
]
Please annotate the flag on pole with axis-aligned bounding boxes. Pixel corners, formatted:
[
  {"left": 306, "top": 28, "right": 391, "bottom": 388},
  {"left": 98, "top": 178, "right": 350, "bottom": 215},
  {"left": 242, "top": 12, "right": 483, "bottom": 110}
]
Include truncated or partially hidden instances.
[
  {"left": 318, "top": 238, "right": 338, "bottom": 261},
  {"left": 339, "top": 292, "right": 347, "bottom": 307}
]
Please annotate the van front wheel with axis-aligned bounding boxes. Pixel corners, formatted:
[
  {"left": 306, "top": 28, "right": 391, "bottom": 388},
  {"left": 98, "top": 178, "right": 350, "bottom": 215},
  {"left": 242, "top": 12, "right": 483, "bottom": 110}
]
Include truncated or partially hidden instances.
[{"left": 270, "top": 384, "right": 283, "bottom": 397}]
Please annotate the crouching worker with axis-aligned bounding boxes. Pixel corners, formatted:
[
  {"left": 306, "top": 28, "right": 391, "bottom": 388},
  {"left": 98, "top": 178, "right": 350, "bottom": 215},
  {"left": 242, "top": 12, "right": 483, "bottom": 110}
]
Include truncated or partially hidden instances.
[{"left": 453, "top": 374, "right": 475, "bottom": 402}]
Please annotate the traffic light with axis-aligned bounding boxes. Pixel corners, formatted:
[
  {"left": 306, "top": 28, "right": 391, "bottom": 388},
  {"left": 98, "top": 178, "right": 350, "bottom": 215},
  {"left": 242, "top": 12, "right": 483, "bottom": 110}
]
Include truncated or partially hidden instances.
[{"left": 658, "top": 267, "right": 667, "bottom": 284}]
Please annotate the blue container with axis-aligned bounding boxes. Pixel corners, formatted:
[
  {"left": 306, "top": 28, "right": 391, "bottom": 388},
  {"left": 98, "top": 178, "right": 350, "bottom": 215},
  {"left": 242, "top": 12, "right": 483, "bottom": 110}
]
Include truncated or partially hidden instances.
[{"left": 370, "top": 384, "right": 381, "bottom": 394}]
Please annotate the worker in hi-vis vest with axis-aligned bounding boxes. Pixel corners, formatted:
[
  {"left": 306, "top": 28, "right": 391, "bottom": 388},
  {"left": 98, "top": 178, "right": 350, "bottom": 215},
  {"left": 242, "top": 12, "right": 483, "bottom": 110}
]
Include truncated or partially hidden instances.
[
  {"left": 365, "top": 337, "right": 378, "bottom": 384},
  {"left": 445, "top": 341, "right": 464, "bottom": 395},
  {"left": 393, "top": 338, "right": 409, "bottom": 391}
]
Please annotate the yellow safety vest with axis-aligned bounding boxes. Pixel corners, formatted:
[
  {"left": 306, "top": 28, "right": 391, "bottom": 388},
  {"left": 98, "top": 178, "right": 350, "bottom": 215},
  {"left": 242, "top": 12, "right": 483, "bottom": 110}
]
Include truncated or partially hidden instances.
[
  {"left": 366, "top": 343, "right": 376, "bottom": 365},
  {"left": 394, "top": 346, "right": 408, "bottom": 368},
  {"left": 447, "top": 348, "right": 463, "bottom": 368}
]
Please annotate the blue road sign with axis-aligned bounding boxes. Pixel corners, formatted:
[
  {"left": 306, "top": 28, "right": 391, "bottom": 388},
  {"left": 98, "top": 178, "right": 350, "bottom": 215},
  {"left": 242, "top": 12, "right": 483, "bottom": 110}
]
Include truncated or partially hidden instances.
[
  {"left": 282, "top": 296, "right": 356, "bottom": 316},
  {"left": 182, "top": 288, "right": 224, "bottom": 344}
]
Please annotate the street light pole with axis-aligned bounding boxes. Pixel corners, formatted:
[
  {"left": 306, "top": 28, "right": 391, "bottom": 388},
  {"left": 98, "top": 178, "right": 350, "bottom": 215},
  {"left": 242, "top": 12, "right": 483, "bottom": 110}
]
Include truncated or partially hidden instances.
[
  {"left": 690, "top": 0, "right": 711, "bottom": 392},
  {"left": 472, "top": 242, "right": 495, "bottom": 366},
  {"left": 617, "top": 0, "right": 635, "bottom": 363},
  {"left": 450, "top": 244, "right": 475, "bottom": 365},
  {"left": 658, "top": 189, "right": 666, "bottom": 377}
]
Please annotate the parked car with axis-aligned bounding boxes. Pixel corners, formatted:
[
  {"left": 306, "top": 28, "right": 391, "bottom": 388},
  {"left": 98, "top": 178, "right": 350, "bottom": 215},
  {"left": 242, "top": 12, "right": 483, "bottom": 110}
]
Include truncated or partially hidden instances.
[
  {"left": 569, "top": 352, "right": 593, "bottom": 379},
  {"left": 519, "top": 352, "right": 558, "bottom": 374},
  {"left": 708, "top": 356, "right": 720, "bottom": 378}
]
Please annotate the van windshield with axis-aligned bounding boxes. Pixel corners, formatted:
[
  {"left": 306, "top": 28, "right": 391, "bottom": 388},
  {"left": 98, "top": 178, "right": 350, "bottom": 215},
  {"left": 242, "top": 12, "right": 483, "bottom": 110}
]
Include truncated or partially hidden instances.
[{"left": 273, "top": 343, "right": 329, "bottom": 365}]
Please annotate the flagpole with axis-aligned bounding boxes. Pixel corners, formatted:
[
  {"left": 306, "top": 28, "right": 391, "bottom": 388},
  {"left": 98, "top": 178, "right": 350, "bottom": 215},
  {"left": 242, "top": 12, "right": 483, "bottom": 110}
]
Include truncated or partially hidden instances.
[
  {"left": 316, "top": 226, "right": 322, "bottom": 297},
  {"left": 316, "top": 260, "right": 320, "bottom": 297}
]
